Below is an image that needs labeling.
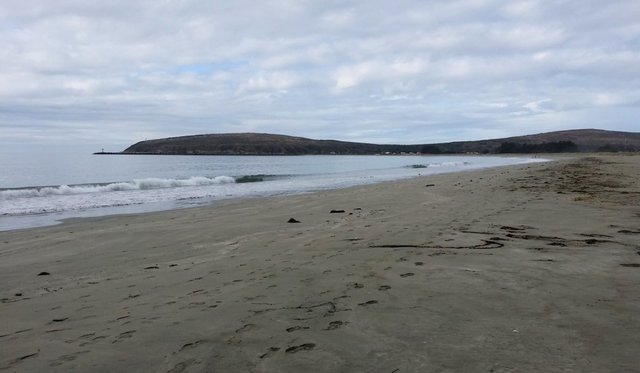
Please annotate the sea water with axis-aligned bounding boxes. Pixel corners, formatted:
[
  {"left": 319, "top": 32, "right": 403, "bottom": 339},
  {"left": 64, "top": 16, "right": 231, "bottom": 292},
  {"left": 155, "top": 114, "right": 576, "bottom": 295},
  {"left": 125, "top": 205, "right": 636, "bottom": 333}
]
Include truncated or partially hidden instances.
[{"left": 0, "top": 149, "right": 543, "bottom": 231}]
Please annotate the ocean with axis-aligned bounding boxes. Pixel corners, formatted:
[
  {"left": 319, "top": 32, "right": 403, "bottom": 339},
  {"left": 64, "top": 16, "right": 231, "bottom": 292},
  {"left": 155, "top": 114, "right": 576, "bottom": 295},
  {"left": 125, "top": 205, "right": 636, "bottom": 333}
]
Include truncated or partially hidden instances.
[{"left": 0, "top": 150, "right": 543, "bottom": 231}]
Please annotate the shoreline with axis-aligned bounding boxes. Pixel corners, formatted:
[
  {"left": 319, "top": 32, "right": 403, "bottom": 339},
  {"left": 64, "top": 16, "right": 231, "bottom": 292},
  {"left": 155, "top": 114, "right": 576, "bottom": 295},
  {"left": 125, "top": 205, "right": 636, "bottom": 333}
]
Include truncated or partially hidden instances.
[
  {"left": 1, "top": 154, "right": 639, "bottom": 372},
  {"left": 0, "top": 155, "right": 545, "bottom": 232}
]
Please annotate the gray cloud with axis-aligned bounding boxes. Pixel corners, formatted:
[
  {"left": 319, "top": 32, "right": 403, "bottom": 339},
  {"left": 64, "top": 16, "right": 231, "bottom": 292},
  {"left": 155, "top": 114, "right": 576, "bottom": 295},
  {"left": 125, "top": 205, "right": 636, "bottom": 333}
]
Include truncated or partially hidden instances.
[{"left": 1, "top": 0, "right": 639, "bottom": 149}]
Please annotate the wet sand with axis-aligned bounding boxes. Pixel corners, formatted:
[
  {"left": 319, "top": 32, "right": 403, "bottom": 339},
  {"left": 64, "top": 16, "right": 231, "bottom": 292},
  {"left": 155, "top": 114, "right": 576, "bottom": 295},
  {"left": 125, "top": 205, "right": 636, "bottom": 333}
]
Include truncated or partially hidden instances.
[{"left": 1, "top": 154, "right": 639, "bottom": 372}]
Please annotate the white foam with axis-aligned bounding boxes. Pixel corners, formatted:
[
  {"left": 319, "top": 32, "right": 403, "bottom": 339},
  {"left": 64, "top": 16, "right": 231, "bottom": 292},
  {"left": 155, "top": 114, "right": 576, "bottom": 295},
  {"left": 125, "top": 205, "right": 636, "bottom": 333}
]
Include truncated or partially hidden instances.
[
  {"left": 427, "top": 161, "right": 470, "bottom": 167},
  {"left": 0, "top": 176, "right": 235, "bottom": 200}
]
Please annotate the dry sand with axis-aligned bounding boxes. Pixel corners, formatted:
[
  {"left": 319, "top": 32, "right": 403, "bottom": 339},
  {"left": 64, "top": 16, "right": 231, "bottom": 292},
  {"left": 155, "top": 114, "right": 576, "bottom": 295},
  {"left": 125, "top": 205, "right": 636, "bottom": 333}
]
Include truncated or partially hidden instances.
[{"left": 1, "top": 155, "right": 639, "bottom": 372}]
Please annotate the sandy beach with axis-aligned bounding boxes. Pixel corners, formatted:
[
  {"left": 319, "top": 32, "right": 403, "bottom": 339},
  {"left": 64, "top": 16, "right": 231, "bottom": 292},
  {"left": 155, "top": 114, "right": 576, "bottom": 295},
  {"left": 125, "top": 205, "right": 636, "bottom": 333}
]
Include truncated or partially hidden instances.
[{"left": 1, "top": 154, "right": 639, "bottom": 372}]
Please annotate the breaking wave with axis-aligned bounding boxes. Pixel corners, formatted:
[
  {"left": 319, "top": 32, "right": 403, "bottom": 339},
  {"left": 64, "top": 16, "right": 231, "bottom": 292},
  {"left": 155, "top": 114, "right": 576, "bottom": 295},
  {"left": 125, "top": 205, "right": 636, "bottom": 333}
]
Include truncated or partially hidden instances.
[
  {"left": 404, "top": 161, "right": 470, "bottom": 169},
  {"left": 0, "top": 176, "right": 236, "bottom": 200}
]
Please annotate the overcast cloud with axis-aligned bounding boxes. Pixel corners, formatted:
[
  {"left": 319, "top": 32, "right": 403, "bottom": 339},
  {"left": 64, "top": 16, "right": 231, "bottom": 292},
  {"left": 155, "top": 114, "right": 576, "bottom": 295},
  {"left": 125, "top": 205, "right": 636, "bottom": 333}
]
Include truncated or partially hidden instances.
[{"left": 1, "top": 0, "right": 639, "bottom": 149}]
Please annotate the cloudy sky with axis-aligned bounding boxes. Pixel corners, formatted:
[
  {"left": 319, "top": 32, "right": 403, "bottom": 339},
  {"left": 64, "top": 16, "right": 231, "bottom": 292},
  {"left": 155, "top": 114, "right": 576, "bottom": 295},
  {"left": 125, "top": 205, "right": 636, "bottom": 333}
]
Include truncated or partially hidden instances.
[{"left": 1, "top": 0, "right": 639, "bottom": 150}]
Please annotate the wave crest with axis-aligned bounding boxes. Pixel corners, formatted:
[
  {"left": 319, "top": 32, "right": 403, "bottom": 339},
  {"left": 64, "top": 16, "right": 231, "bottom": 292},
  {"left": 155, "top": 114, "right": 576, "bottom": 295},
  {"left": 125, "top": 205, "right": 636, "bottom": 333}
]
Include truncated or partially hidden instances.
[{"left": 0, "top": 176, "right": 236, "bottom": 200}]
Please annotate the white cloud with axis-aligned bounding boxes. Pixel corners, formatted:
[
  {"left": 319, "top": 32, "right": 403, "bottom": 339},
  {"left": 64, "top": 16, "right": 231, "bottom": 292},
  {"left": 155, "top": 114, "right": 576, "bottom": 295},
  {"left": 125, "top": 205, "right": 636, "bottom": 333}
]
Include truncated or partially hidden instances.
[
  {"left": 238, "top": 72, "right": 300, "bottom": 93},
  {"left": 523, "top": 99, "right": 553, "bottom": 113},
  {"left": 1, "top": 0, "right": 639, "bottom": 147},
  {"left": 503, "top": 1, "right": 542, "bottom": 18},
  {"left": 332, "top": 57, "right": 426, "bottom": 91}
]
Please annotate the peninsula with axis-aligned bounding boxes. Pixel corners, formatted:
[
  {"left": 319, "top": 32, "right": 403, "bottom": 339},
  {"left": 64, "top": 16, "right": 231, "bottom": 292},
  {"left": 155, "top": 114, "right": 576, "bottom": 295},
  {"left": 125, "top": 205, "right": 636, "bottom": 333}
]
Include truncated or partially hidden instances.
[{"left": 96, "top": 129, "right": 640, "bottom": 155}]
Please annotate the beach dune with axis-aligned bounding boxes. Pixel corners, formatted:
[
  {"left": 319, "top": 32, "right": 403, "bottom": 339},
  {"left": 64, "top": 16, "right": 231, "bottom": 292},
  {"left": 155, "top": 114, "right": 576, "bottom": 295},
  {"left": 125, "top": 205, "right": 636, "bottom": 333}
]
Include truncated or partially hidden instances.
[{"left": 1, "top": 155, "right": 639, "bottom": 372}]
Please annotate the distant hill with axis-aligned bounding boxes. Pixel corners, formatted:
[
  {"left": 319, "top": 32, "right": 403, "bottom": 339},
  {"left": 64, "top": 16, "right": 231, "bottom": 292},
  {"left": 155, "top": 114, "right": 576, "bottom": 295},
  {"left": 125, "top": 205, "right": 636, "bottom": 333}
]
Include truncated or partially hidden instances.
[
  {"left": 421, "top": 129, "right": 640, "bottom": 154},
  {"left": 116, "top": 129, "right": 640, "bottom": 155},
  {"left": 121, "top": 133, "right": 423, "bottom": 155}
]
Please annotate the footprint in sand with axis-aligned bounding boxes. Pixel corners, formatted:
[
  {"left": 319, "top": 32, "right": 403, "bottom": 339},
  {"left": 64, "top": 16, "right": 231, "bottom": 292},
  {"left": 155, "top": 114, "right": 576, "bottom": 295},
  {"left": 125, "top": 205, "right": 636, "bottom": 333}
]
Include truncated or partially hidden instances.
[
  {"left": 4, "top": 351, "right": 39, "bottom": 369},
  {"left": 112, "top": 330, "right": 136, "bottom": 343},
  {"left": 166, "top": 358, "right": 197, "bottom": 373},
  {"left": 400, "top": 273, "right": 414, "bottom": 277},
  {"left": 179, "top": 340, "right": 204, "bottom": 351},
  {"left": 285, "top": 343, "right": 316, "bottom": 353},
  {"left": 49, "top": 351, "right": 90, "bottom": 367},
  {"left": 259, "top": 347, "right": 281, "bottom": 359},
  {"left": 235, "top": 324, "right": 256, "bottom": 333},
  {"left": 378, "top": 285, "right": 391, "bottom": 291},
  {"left": 325, "top": 321, "right": 345, "bottom": 330},
  {"left": 286, "top": 326, "right": 310, "bottom": 332},
  {"left": 357, "top": 300, "right": 378, "bottom": 306},
  {"left": 348, "top": 282, "right": 364, "bottom": 289},
  {"left": 78, "top": 333, "right": 108, "bottom": 347}
]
